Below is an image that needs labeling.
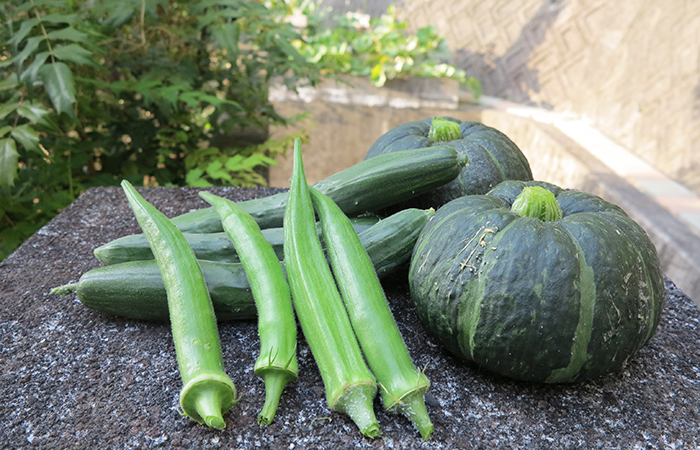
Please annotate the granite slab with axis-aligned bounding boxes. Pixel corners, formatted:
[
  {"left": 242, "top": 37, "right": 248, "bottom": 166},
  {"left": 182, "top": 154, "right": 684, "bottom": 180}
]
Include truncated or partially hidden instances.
[{"left": 1, "top": 186, "right": 699, "bottom": 450}]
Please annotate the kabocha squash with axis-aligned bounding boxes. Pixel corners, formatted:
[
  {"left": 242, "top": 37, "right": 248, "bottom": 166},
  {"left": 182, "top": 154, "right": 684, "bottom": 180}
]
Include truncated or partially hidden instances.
[
  {"left": 408, "top": 180, "right": 665, "bottom": 383},
  {"left": 364, "top": 117, "right": 533, "bottom": 208}
]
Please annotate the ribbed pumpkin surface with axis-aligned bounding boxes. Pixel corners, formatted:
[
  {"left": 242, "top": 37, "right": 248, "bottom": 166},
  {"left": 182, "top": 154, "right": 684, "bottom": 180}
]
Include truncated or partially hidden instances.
[
  {"left": 365, "top": 118, "right": 533, "bottom": 207},
  {"left": 409, "top": 180, "right": 665, "bottom": 383}
]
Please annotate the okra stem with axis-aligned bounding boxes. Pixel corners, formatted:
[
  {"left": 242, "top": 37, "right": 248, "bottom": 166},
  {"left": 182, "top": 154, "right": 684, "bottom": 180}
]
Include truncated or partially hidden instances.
[
  {"left": 199, "top": 192, "right": 298, "bottom": 426},
  {"left": 121, "top": 180, "right": 236, "bottom": 429},
  {"left": 283, "top": 139, "right": 381, "bottom": 438},
  {"left": 310, "top": 186, "right": 434, "bottom": 440}
]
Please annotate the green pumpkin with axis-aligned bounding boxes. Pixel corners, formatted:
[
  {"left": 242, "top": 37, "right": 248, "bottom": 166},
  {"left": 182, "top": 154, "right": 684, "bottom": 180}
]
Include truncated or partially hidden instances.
[
  {"left": 365, "top": 117, "right": 533, "bottom": 207},
  {"left": 408, "top": 180, "right": 665, "bottom": 383}
]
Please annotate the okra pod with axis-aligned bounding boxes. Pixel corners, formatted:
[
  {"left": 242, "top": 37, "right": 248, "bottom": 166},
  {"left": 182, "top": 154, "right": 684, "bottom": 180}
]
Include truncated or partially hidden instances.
[
  {"left": 200, "top": 192, "right": 298, "bottom": 426},
  {"left": 283, "top": 139, "right": 381, "bottom": 438},
  {"left": 310, "top": 186, "right": 433, "bottom": 440},
  {"left": 121, "top": 180, "right": 236, "bottom": 429}
]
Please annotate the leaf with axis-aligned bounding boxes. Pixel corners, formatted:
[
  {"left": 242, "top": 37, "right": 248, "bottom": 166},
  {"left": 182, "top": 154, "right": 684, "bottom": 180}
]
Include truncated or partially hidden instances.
[
  {"left": 185, "top": 168, "right": 213, "bottom": 187},
  {"left": 14, "top": 36, "right": 44, "bottom": 69},
  {"left": 0, "top": 74, "right": 19, "bottom": 92},
  {"left": 103, "top": 4, "right": 135, "bottom": 29},
  {"left": 351, "top": 34, "right": 374, "bottom": 54},
  {"left": 157, "top": 84, "right": 184, "bottom": 109},
  {"left": 198, "top": 8, "right": 246, "bottom": 29},
  {"left": 8, "top": 18, "right": 39, "bottom": 48},
  {"left": 205, "top": 159, "right": 224, "bottom": 175},
  {"left": 178, "top": 91, "right": 200, "bottom": 109},
  {"left": 465, "top": 77, "right": 482, "bottom": 100},
  {"left": 17, "top": 102, "right": 58, "bottom": 130},
  {"left": 46, "top": 27, "right": 90, "bottom": 44},
  {"left": 52, "top": 44, "right": 96, "bottom": 66},
  {"left": 11, "top": 124, "right": 41, "bottom": 153},
  {"left": 0, "top": 126, "right": 12, "bottom": 138},
  {"left": 370, "top": 63, "right": 387, "bottom": 87},
  {"left": 0, "top": 102, "right": 20, "bottom": 121},
  {"left": 273, "top": 35, "right": 306, "bottom": 64},
  {"left": 38, "top": 62, "right": 77, "bottom": 119},
  {"left": 41, "top": 13, "right": 78, "bottom": 25},
  {"left": 180, "top": 91, "right": 241, "bottom": 110},
  {"left": 19, "top": 51, "right": 50, "bottom": 84},
  {"left": 224, "top": 154, "right": 244, "bottom": 171},
  {"left": 0, "top": 138, "right": 19, "bottom": 188},
  {"left": 212, "top": 23, "right": 240, "bottom": 57},
  {"left": 0, "top": 58, "right": 15, "bottom": 69}
]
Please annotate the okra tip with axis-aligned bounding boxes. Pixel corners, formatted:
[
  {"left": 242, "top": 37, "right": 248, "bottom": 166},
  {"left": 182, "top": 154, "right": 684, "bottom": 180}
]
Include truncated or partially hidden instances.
[
  {"left": 393, "top": 390, "right": 434, "bottom": 441},
  {"left": 256, "top": 369, "right": 296, "bottom": 426},
  {"left": 198, "top": 191, "right": 224, "bottom": 207},
  {"left": 180, "top": 373, "right": 237, "bottom": 430},
  {"left": 333, "top": 383, "right": 382, "bottom": 439}
]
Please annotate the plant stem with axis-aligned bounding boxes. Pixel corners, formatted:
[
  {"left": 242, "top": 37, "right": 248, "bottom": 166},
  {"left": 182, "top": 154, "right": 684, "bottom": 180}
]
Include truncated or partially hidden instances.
[
  {"left": 428, "top": 117, "right": 461, "bottom": 142},
  {"left": 30, "top": 0, "right": 56, "bottom": 64},
  {"left": 511, "top": 186, "right": 563, "bottom": 221},
  {"left": 257, "top": 370, "right": 291, "bottom": 426},
  {"left": 140, "top": 0, "right": 147, "bottom": 46}
]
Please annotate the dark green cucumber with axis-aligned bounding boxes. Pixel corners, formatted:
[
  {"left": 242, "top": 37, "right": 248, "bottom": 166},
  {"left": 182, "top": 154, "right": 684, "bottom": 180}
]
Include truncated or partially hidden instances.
[
  {"left": 169, "top": 146, "right": 465, "bottom": 232},
  {"left": 94, "top": 215, "right": 380, "bottom": 265},
  {"left": 53, "top": 208, "right": 433, "bottom": 322}
]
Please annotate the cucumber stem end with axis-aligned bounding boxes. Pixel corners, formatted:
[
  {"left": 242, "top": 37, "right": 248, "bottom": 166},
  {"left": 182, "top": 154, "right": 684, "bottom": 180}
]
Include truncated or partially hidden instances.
[{"left": 50, "top": 283, "right": 78, "bottom": 296}]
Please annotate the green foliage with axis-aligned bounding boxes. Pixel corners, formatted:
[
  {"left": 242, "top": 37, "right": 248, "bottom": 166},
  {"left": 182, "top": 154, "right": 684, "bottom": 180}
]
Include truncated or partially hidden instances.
[
  {"left": 293, "top": 4, "right": 481, "bottom": 95},
  {"left": 0, "top": 0, "right": 321, "bottom": 260},
  {"left": 0, "top": 0, "right": 479, "bottom": 261}
]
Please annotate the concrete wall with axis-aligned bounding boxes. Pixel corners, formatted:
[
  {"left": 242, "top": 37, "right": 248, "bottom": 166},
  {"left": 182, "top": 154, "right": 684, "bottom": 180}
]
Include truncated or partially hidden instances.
[
  {"left": 395, "top": 0, "right": 700, "bottom": 196},
  {"left": 268, "top": 75, "right": 467, "bottom": 186},
  {"left": 268, "top": 90, "right": 700, "bottom": 303}
]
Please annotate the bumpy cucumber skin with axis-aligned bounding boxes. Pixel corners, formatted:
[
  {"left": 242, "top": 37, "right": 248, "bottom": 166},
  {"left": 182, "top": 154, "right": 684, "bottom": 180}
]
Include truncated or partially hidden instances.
[
  {"left": 93, "top": 216, "right": 380, "bottom": 265},
  {"left": 67, "top": 208, "right": 433, "bottom": 322},
  {"left": 170, "top": 145, "right": 464, "bottom": 232}
]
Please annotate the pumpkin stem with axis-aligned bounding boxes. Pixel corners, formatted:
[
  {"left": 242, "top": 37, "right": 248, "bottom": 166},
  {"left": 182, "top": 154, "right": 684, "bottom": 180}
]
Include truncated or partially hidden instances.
[
  {"left": 511, "top": 186, "right": 563, "bottom": 221},
  {"left": 428, "top": 118, "right": 461, "bottom": 142}
]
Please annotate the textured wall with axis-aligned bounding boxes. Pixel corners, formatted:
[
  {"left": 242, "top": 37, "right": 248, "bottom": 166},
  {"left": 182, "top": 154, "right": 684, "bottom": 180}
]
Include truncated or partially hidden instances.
[{"left": 396, "top": 0, "right": 700, "bottom": 195}]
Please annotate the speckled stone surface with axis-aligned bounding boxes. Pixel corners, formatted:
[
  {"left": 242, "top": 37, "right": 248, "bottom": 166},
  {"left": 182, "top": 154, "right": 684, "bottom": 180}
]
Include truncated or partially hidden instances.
[{"left": 1, "top": 186, "right": 699, "bottom": 450}]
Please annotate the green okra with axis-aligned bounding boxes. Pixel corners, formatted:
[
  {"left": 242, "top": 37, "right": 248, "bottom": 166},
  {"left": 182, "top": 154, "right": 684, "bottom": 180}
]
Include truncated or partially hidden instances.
[
  {"left": 121, "top": 180, "right": 236, "bottom": 429},
  {"left": 200, "top": 191, "right": 298, "bottom": 426},
  {"left": 283, "top": 139, "right": 381, "bottom": 438},
  {"left": 310, "top": 186, "right": 434, "bottom": 440}
]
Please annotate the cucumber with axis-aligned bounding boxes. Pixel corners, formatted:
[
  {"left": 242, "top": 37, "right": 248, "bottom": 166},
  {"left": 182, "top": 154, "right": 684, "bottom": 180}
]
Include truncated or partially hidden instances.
[
  {"left": 52, "top": 208, "right": 434, "bottom": 322},
  {"left": 170, "top": 145, "right": 465, "bottom": 232},
  {"left": 93, "top": 215, "right": 380, "bottom": 265}
]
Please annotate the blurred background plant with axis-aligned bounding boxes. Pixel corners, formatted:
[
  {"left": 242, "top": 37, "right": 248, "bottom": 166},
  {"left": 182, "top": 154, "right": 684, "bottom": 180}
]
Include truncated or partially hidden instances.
[
  {"left": 292, "top": 3, "right": 482, "bottom": 94},
  {"left": 0, "top": 0, "right": 476, "bottom": 260}
]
